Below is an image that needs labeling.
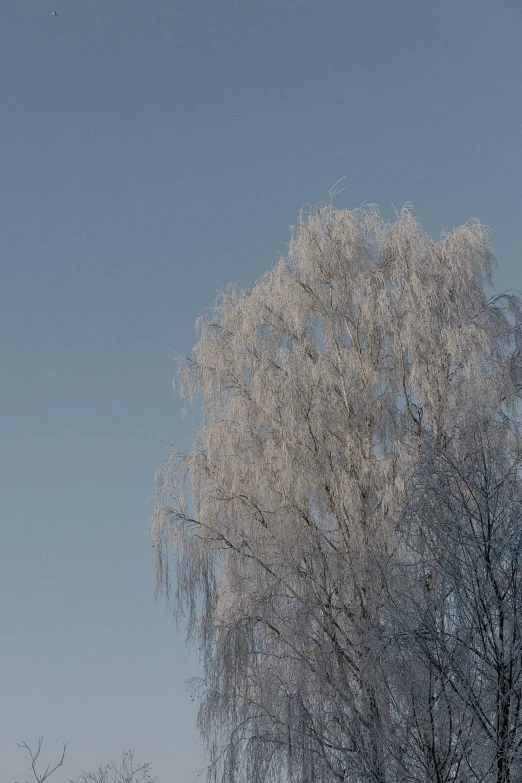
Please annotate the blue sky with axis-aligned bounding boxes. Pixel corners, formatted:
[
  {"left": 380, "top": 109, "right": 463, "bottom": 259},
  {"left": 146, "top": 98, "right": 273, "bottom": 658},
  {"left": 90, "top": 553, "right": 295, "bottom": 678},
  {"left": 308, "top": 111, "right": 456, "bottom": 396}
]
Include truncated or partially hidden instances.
[{"left": 1, "top": 0, "right": 521, "bottom": 781}]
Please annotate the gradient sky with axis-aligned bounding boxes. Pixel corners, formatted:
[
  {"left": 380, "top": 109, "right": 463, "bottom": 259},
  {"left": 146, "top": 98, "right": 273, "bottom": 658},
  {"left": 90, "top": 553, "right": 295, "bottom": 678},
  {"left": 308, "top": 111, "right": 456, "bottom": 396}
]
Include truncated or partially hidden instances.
[{"left": 1, "top": 0, "right": 521, "bottom": 781}]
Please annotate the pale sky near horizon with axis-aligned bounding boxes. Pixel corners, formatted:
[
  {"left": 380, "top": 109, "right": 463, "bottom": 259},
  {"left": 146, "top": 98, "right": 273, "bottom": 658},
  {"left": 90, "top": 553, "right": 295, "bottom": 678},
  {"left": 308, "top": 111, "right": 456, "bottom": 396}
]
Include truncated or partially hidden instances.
[{"left": 1, "top": 0, "right": 521, "bottom": 781}]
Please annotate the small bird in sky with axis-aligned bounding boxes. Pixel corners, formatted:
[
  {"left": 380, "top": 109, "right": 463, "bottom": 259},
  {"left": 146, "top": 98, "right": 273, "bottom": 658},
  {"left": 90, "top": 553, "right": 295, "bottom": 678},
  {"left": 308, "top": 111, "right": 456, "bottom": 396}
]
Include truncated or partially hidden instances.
[{"left": 51, "top": 10, "right": 58, "bottom": 15}]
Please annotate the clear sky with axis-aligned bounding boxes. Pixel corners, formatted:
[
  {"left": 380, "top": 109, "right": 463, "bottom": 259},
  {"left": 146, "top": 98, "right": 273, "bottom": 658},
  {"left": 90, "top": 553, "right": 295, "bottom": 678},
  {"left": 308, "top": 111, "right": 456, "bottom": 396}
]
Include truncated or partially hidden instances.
[{"left": 1, "top": 0, "right": 521, "bottom": 781}]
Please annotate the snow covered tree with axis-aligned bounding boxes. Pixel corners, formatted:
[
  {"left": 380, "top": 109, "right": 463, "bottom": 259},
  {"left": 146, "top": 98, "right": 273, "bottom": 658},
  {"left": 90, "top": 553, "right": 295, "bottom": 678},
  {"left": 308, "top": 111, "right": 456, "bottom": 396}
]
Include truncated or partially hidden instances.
[{"left": 152, "top": 203, "right": 522, "bottom": 782}]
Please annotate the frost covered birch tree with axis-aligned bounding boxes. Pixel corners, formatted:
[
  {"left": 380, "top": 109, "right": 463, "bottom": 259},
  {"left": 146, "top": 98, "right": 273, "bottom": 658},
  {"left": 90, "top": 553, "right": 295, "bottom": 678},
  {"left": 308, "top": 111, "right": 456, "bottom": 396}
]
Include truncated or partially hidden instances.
[{"left": 152, "top": 204, "right": 522, "bottom": 783}]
